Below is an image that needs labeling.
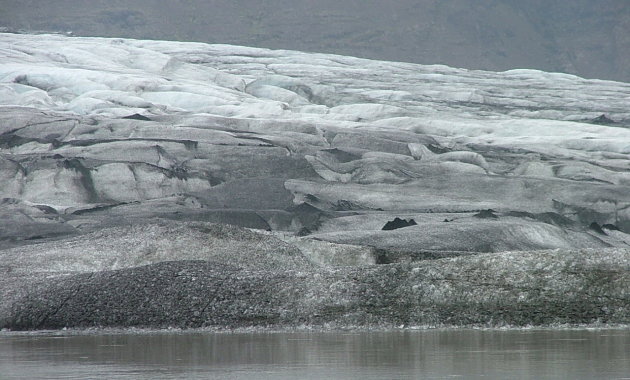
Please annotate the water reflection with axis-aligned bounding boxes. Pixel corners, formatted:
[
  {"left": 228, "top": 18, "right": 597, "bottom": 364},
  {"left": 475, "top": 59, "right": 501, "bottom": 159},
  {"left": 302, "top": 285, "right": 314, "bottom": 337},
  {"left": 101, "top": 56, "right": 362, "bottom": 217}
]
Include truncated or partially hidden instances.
[{"left": 1, "top": 329, "right": 629, "bottom": 379}]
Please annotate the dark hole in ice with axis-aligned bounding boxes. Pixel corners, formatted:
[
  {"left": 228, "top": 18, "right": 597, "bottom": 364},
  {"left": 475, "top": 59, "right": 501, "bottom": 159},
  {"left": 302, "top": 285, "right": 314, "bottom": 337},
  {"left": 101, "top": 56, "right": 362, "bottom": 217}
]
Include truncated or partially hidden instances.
[
  {"left": 33, "top": 205, "right": 58, "bottom": 214},
  {"left": 382, "top": 217, "right": 417, "bottom": 230},
  {"left": 305, "top": 194, "right": 319, "bottom": 203},
  {"left": 473, "top": 209, "right": 498, "bottom": 219},
  {"left": 321, "top": 148, "right": 362, "bottom": 163},
  {"left": 289, "top": 202, "right": 321, "bottom": 214},
  {"left": 589, "top": 222, "right": 607, "bottom": 235},
  {"left": 296, "top": 227, "right": 311, "bottom": 236},
  {"left": 426, "top": 144, "right": 451, "bottom": 154},
  {"left": 505, "top": 211, "right": 575, "bottom": 227},
  {"left": 334, "top": 200, "right": 362, "bottom": 211}
]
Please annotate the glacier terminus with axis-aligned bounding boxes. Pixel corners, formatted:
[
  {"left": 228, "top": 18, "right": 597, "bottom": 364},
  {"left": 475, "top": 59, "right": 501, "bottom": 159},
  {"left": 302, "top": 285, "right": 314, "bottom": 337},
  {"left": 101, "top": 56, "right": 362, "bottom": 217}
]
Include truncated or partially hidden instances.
[{"left": 0, "top": 32, "right": 629, "bottom": 330}]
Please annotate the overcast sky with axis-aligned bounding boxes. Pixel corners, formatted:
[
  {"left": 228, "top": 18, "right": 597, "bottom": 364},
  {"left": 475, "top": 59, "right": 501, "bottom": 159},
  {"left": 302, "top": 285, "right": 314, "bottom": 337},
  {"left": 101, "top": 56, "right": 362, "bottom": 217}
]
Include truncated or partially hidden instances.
[{"left": 1, "top": 0, "right": 629, "bottom": 82}]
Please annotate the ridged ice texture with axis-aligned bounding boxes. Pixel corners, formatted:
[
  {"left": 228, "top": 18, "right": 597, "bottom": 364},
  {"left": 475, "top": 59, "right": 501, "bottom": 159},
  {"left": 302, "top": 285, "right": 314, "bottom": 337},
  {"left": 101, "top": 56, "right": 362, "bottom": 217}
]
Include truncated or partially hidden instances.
[
  {"left": 1, "top": 33, "right": 629, "bottom": 250},
  {"left": 1, "top": 34, "right": 630, "bottom": 329}
]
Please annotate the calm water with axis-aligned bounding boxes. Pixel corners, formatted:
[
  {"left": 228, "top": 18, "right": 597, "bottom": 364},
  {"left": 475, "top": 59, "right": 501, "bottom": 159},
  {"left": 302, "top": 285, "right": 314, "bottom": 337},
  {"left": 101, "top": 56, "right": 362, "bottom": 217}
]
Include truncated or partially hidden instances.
[{"left": 1, "top": 329, "right": 629, "bottom": 379}]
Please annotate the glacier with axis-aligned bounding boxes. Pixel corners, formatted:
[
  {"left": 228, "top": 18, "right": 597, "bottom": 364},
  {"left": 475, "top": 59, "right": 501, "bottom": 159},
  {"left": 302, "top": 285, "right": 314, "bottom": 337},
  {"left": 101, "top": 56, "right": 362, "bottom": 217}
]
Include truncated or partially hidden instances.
[{"left": 0, "top": 33, "right": 629, "bottom": 330}]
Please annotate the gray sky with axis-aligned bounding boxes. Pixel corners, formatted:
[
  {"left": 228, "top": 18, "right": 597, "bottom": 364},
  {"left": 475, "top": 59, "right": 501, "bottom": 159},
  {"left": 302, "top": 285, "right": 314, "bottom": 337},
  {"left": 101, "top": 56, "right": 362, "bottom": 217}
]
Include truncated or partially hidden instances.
[{"left": 1, "top": 0, "right": 629, "bottom": 82}]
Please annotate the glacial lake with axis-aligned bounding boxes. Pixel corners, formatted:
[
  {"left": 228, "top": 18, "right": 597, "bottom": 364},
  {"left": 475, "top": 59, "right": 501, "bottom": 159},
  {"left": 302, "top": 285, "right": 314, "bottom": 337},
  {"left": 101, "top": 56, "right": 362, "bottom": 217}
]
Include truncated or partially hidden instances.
[{"left": 1, "top": 329, "right": 629, "bottom": 379}]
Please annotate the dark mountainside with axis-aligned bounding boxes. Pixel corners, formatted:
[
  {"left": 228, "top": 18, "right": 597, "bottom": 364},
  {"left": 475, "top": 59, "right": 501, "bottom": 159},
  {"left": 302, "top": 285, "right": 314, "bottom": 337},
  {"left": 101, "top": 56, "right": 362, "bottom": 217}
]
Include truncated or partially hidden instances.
[{"left": 1, "top": 0, "right": 629, "bottom": 82}]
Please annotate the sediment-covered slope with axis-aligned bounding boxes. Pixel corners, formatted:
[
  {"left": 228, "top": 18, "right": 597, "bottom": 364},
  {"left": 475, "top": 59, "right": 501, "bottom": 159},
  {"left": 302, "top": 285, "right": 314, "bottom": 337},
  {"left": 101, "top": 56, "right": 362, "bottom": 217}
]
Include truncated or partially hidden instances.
[
  {"left": 1, "top": 221, "right": 628, "bottom": 329},
  {"left": 0, "top": 33, "right": 629, "bottom": 329}
]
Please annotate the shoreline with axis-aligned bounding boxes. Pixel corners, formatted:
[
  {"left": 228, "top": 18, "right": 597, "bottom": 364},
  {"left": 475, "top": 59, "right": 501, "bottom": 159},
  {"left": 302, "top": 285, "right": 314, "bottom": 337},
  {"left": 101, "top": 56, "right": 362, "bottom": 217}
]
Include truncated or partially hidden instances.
[{"left": 3, "top": 323, "right": 630, "bottom": 337}]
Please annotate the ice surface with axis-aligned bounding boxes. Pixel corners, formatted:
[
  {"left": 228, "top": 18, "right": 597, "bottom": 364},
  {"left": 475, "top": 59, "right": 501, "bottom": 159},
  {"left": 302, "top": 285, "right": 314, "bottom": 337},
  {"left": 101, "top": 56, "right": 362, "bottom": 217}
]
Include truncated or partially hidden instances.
[
  {"left": 1, "top": 32, "right": 629, "bottom": 245},
  {"left": 1, "top": 33, "right": 629, "bottom": 330}
]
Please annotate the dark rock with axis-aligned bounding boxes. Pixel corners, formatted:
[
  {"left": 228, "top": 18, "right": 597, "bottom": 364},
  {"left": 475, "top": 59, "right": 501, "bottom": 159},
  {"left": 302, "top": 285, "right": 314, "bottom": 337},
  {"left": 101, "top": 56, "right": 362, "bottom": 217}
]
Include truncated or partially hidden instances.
[
  {"left": 590, "top": 114, "right": 618, "bottom": 125},
  {"left": 382, "top": 217, "right": 417, "bottom": 231},
  {"left": 122, "top": 113, "right": 152, "bottom": 121},
  {"left": 473, "top": 209, "right": 498, "bottom": 219}
]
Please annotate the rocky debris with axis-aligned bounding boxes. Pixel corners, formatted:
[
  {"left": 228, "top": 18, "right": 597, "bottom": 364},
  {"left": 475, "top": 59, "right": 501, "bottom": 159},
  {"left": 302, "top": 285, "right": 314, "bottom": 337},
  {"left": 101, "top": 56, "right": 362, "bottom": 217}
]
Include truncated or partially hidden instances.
[
  {"left": 2, "top": 231, "right": 628, "bottom": 330},
  {"left": 0, "top": 221, "right": 315, "bottom": 274},
  {"left": 0, "top": 221, "right": 376, "bottom": 315},
  {"left": 382, "top": 217, "right": 418, "bottom": 231}
]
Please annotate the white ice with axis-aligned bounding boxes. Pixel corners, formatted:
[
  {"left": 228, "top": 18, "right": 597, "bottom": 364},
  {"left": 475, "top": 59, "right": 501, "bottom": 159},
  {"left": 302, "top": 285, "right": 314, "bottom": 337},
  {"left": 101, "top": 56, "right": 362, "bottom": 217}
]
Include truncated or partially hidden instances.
[{"left": 1, "top": 33, "right": 629, "bottom": 160}]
